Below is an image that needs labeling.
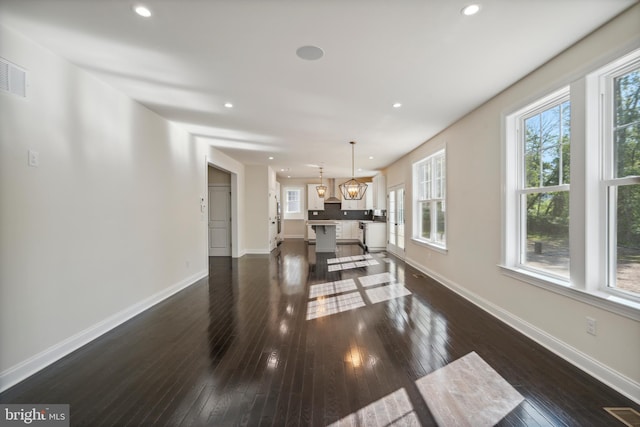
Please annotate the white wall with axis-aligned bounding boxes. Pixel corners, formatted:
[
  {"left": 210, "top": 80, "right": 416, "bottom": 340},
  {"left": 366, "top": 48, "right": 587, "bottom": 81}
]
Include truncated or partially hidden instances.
[
  {"left": 0, "top": 26, "right": 246, "bottom": 390},
  {"left": 385, "top": 6, "right": 640, "bottom": 402},
  {"left": 244, "top": 165, "right": 269, "bottom": 253}
]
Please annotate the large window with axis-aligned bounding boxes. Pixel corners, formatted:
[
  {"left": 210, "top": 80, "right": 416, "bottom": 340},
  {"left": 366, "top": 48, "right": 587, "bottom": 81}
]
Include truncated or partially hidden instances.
[
  {"left": 413, "top": 149, "right": 446, "bottom": 248},
  {"left": 504, "top": 48, "right": 640, "bottom": 310}
]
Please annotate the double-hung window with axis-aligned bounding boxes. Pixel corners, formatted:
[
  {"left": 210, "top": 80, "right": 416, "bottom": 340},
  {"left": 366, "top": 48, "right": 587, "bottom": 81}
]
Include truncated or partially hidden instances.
[
  {"left": 599, "top": 55, "right": 640, "bottom": 296},
  {"left": 283, "top": 187, "right": 303, "bottom": 220},
  {"left": 504, "top": 48, "right": 640, "bottom": 310},
  {"left": 413, "top": 149, "right": 446, "bottom": 248},
  {"left": 517, "top": 90, "right": 571, "bottom": 279}
]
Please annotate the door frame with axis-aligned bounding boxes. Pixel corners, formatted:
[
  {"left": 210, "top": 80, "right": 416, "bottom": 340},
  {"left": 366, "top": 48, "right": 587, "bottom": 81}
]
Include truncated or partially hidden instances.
[
  {"left": 387, "top": 184, "right": 405, "bottom": 259},
  {"left": 206, "top": 161, "right": 239, "bottom": 258}
]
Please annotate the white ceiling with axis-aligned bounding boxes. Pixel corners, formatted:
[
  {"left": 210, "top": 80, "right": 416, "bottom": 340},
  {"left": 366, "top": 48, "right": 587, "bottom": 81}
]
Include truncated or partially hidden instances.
[{"left": 1, "top": 0, "right": 636, "bottom": 179}]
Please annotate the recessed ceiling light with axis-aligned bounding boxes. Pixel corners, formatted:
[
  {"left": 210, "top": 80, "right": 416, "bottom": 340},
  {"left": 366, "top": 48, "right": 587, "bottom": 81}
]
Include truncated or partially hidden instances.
[
  {"left": 369, "top": 156, "right": 374, "bottom": 160},
  {"left": 393, "top": 103, "right": 402, "bottom": 108},
  {"left": 461, "top": 4, "right": 480, "bottom": 16},
  {"left": 268, "top": 156, "right": 274, "bottom": 160},
  {"left": 287, "top": 175, "right": 291, "bottom": 178},
  {"left": 133, "top": 5, "right": 152, "bottom": 18},
  {"left": 224, "top": 102, "right": 233, "bottom": 108},
  {"left": 296, "top": 45, "right": 324, "bottom": 61}
]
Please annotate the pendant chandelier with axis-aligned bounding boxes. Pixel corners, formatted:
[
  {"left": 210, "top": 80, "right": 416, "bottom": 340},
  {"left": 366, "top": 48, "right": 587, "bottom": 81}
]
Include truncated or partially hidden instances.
[
  {"left": 316, "top": 167, "right": 327, "bottom": 198},
  {"left": 339, "top": 141, "right": 368, "bottom": 200}
]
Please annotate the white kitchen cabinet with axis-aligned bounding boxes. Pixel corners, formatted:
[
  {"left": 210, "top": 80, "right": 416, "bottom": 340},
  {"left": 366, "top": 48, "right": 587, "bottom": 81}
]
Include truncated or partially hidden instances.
[
  {"left": 365, "top": 183, "right": 373, "bottom": 210},
  {"left": 307, "top": 184, "right": 324, "bottom": 211},
  {"left": 310, "top": 221, "right": 359, "bottom": 241},
  {"left": 348, "top": 221, "right": 359, "bottom": 239},
  {"left": 341, "top": 187, "right": 369, "bottom": 210},
  {"left": 337, "top": 221, "right": 359, "bottom": 240},
  {"left": 307, "top": 225, "right": 316, "bottom": 241},
  {"left": 372, "top": 174, "right": 386, "bottom": 210},
  {"left": 341, "top": 198, "right": 356, "bottom": 210},
  {"left": 364, "top": 222, "right": 387, "bottom": 250}
]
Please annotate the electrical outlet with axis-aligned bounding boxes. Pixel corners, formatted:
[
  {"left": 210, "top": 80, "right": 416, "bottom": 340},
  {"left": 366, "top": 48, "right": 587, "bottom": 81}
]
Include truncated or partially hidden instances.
[
  {"left": 586, "top": 317, "right": 597, "bottom": 336},
  {"left": 28, "top": 149, "right": 39, "bottom": 167}
]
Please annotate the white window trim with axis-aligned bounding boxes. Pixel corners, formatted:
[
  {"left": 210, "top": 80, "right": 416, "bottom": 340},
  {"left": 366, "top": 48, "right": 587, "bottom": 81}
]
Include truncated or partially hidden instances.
[
  {"left": 502, "top": 48, "right": 640, "bottom": 321},
  {"left": 595, "top": 49, "right": 640, "bottom": 301},
  {"left": 283, "top": 187, "right": 304, "bottom": 220},
  {"left": 504, "top": 86, "right": 570, "bottom": 282},
  {"left": 412, "top": 148, "right": 447, "bottom": 251}
]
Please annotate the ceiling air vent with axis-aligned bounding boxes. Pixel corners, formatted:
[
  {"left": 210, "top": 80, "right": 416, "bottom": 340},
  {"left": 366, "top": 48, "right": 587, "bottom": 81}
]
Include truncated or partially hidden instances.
[{"left": 1, "top": 57, "right": 27, "bottom": 98}]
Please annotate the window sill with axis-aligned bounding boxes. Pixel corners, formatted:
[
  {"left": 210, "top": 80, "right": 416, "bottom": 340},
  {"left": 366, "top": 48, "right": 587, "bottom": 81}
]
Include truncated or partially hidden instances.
[
  {"left": 499, "top": 265, "right": 640, "bottom": 321},
  {"left": 284, "top": 214, "right": 304, "bottom": 221},
  {"left": 411, "top": 238, "right": 448, "bottom": 254}
]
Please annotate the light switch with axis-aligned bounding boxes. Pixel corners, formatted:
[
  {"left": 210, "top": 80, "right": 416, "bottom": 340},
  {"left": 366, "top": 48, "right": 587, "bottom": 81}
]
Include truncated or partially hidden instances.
[{"left": 28, "top": 149, "right": 39, "bottom": 167}]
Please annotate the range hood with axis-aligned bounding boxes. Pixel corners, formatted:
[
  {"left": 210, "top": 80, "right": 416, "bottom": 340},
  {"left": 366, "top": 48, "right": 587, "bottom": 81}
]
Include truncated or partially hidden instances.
[{"left": 324, "top": 178, "right": 341, "bottom": 203}]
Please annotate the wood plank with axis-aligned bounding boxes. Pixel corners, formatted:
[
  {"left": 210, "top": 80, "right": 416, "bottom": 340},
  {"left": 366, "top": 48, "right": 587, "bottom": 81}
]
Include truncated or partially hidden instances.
[{"left": 1, "top": 241, "right": 638, "bottom": 427}]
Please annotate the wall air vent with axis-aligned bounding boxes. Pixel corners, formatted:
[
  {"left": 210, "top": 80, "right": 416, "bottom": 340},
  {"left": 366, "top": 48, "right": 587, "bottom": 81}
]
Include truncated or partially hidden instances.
[{"left": 0, "top": 57, "right": 27, "bottom": 98}]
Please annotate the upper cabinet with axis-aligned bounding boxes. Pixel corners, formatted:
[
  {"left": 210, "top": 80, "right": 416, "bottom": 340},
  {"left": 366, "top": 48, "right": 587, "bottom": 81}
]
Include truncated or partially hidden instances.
[
  {"left": 365, "top": 182, "right": 373, "bottom": 210},
  {"left": 307, "top": 184, "right": 324, "bottom": 211},
  {"left": 341, "top": 198, "right": 358, "bottom": 210},
  {"left": 372, "top": 174, "right": 386, "bottom": 210}
]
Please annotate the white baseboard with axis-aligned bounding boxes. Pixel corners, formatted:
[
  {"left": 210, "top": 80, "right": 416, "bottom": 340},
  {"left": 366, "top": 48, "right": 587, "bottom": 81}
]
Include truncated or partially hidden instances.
[
  {"left": 0, "top": 270, "right": 208, "bottom": 393},
  {"left": 245, "top": 248, "right": 271, "bottom": 254},
  {"left": 404, "top": 257, "right": 640, "bottom": 404},
  {"left": 284, "top": 234, "right": 304, "bottom": 239}
]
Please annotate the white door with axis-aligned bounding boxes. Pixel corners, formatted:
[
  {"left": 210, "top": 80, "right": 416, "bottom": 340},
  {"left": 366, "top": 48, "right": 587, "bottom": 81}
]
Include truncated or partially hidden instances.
[
  {"left": 388, "top": 186, "right": 405, "bottom": 257},
  {"left": 209, "top": 185, "right": 231, "bottom": 256}
]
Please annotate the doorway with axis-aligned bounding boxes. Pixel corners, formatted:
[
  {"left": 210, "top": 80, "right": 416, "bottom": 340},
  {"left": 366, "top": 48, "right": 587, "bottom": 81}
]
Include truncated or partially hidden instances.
[
  {"left": 388, "top": 185, "right": 405, "bottom": 258},
  {"left": 208, "top": 166, "right": 232, "bottom": 257}
]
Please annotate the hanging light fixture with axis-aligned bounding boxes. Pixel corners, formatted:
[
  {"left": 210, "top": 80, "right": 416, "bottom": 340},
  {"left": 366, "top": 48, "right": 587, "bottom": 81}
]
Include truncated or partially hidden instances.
[
  {"left": 316, "top": 167, "right": 327, "bottom": 198},
  {"left": 339, "top": 141, "right": 368, "bottom": 200}
]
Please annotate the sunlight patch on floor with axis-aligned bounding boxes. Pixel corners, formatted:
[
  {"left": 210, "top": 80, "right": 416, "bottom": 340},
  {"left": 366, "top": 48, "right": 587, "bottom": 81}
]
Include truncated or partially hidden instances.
[
  {"left": 358, "top": 272, "right": 395, "bottom": 287},
  {"left": 326, "top": 388, "right": 419, "bottom": 427},
  {"left": 307, "top": 261, "right": 412, "bottom": 321},
  {"left": 306, "top": 292, "right": 366, "bottom": 320},
  {"left": 327, "top": 254, "right": 374, "bottom": 264},
  {"left": 415, "top": 351, "right": 524, "bottom": 427},
  {"left": 328, "top": 259, "right": 379, "bottom": 271},
  {"left": 366, "top": 283, "right": 412, "bottom": 304},
  {"left": 309, "top": 279, "right": 357, "bottom": 298}
]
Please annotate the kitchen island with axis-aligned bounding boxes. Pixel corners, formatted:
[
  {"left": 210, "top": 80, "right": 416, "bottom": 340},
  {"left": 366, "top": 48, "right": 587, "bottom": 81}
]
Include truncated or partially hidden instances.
[{"left": 306, "top": 220, "right": 338, "bottom": 252}]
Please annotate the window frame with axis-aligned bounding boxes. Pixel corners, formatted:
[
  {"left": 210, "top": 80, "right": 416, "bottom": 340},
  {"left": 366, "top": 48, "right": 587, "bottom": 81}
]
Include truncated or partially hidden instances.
[
  {"left": 283, "top": 187, "right": 304, "bottom": 220},
  {"left": 516, "top": 89, "right": 571, "bottom": 281},
  {"left": 502, "top": 48, "right": 640, "bottom": 319},
  {"left": 597, "top": 52, "right": 640, "bottom": 299},
  {"left": 412, "top": 148, "right": 447, "bottom": 251}
]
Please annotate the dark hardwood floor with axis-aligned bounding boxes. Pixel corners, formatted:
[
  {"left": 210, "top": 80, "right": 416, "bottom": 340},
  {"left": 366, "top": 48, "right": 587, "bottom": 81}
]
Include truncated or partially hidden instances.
[{"left": 1, "top": 240, "right": 638, "bottom": 426}]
